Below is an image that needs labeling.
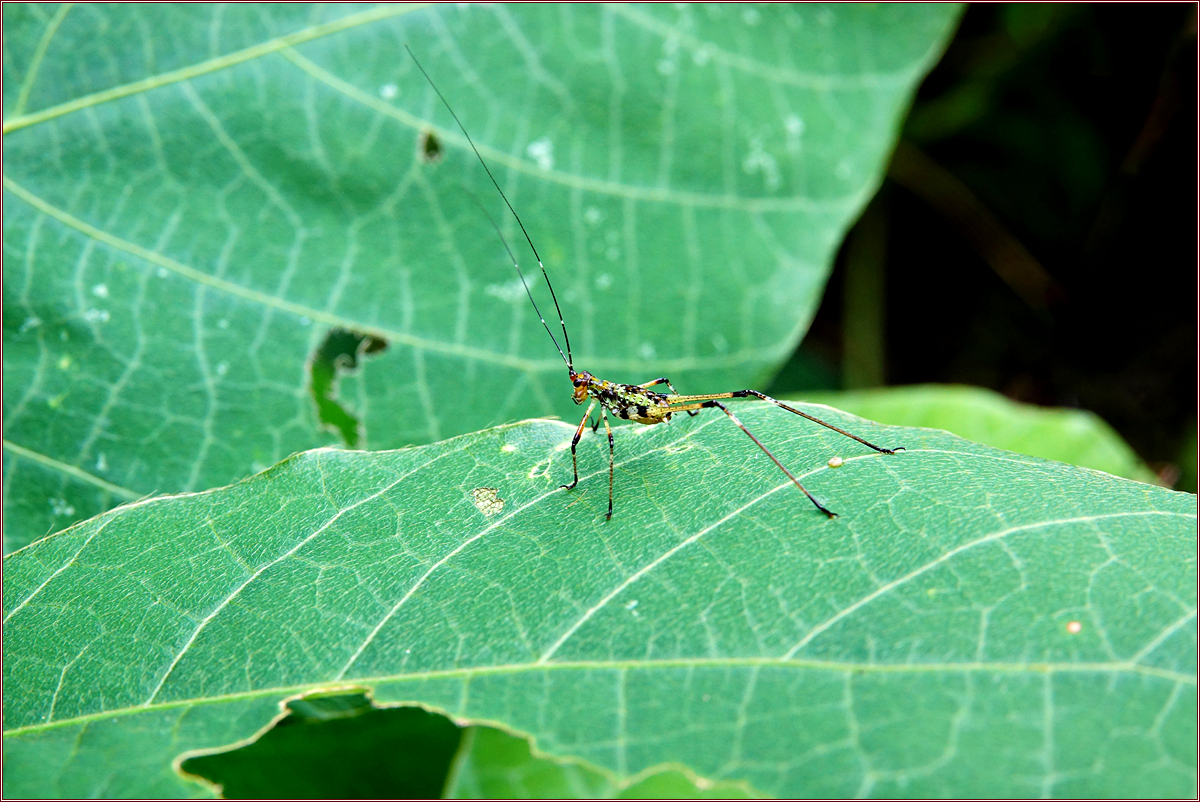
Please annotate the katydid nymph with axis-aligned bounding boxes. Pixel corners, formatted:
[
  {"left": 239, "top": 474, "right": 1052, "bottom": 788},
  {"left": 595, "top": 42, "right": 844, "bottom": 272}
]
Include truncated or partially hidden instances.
[{"left": 407, "top": 47, "right": 903, "bottom": 520}]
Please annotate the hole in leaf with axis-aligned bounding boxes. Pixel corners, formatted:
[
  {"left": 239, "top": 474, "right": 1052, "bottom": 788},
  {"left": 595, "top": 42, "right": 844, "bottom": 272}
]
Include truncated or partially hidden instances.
[
  {"left": 309, "top": 328, "right": 387, "bottom": 448},
  {"left": 180, "top": 691, "right": 460, "bottom": 799},
  {"left": 419, "top": 128, "right": 443, "bottom": 163},
  {"left": 180, "top": 693, "right": 765, "bottom": 798}
]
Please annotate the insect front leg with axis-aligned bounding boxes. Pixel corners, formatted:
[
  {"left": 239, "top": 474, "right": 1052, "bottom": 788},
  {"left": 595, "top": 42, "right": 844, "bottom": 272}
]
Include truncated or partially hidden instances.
[{"left": 562, "top": 400, "right": 598, "bottom": 492}]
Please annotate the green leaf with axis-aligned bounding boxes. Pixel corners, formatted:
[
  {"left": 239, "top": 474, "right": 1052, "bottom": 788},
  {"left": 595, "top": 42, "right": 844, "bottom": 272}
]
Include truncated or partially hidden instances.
[
  {"left": 3, "top": 3, "right": 963, "bottom": 550},
  {"left": 5, "top": 406, "right": 1195, "bottom": 797},
  {"left": 448, "top": 723, "right": 765, "bottom": 799},
  {"left": 449, "top": 725, "right": 615, "bottom": 799},
  {"left": 807, "top": 384, "right": 1161, "bottom": 485}
]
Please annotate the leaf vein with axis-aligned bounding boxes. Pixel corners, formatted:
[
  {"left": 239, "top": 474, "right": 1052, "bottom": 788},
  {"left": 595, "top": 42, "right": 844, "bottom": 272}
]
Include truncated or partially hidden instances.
[{"left": 784, "top": 510, "right": 1197, "bottom": 659}]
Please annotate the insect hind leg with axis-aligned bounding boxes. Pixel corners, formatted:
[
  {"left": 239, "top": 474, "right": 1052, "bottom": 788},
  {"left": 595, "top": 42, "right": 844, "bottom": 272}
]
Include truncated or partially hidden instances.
[
  {"left": 639, "top": 377, "right": 698, "bottom": 416},
  {"left": 730, "top": 390, "right": 904, "bottom": 454},
  {"left": 704, "top": 400, "right": 837, "bottom": 518}
]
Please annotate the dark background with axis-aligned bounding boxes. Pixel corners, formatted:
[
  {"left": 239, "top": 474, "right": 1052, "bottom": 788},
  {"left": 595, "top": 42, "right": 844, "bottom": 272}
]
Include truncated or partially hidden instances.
[{"left": 771, "top": 3, "right": 1198, "bottom": 493}]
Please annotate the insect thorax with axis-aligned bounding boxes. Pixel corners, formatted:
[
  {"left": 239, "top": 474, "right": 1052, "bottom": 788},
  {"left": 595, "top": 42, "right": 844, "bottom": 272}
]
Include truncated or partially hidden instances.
[{"left": 585, "top": 376, "right": 671, "bottom": 425}]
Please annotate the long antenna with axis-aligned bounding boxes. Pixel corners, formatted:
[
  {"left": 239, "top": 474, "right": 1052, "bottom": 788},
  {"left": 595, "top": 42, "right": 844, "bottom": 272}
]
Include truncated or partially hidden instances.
[
  {"left": 461, "top": 188, "right": 570, "bottom": 369},
  {"left": 406, "top": 45, "right": 574, "bottom": 372}
]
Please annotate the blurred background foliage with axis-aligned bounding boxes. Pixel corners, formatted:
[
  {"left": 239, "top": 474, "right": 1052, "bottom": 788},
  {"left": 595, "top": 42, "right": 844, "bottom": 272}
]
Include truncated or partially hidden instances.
[{"left": 767, "top": 3, "right": 1197, "bottom": 493}]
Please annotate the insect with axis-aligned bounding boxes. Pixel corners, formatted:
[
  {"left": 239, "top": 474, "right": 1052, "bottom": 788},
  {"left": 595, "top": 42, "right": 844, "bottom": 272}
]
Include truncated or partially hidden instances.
[{"left": 407, "top": 47, "right": 903, "bottom": 520}]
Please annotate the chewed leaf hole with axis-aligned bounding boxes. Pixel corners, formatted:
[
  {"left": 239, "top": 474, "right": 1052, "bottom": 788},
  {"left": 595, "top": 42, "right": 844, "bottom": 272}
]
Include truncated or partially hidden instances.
[
  {"left": 179, "top": 691, "right": 764, "bottom": 799},
  {"left": 419, "top": 128, "right": 443, "bottom": 163},
  {"left": 179, "top": 692, "right": 460, "bottom": 799},
  {"left": 309, "top": 328, "right": 388, "bottom": 448}
]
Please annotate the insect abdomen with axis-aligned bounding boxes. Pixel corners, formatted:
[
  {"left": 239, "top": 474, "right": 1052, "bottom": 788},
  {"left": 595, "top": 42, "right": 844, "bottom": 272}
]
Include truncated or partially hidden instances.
[{"left": 618, "top": 405, "right": 671, "bottom": 424}]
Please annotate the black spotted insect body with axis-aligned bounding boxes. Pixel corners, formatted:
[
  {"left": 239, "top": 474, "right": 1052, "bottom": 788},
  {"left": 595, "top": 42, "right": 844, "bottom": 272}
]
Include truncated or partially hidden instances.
[{"left": 408, "top": 47, "right": 903, "bottom": 520}]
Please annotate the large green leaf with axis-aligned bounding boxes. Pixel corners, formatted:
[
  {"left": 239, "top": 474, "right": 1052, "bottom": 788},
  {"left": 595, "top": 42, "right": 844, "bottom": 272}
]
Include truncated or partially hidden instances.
[
  {"left": 5, "top": 406, "right": 1195, "bottom": 797},
  {"left": 2, "top": 3, "right": 963, "bottom": 550},
  {"left": 447, "top": 720, "right": 765, "bottom": 798},
  {"left": 808, "top": 384, "right": 1161, "bottom": 485}
]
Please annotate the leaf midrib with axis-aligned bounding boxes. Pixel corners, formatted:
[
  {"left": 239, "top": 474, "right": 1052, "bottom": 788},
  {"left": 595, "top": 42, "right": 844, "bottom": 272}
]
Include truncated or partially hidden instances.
[{"left": 6, "top": 654, "right": 1192, "bottom": 739}]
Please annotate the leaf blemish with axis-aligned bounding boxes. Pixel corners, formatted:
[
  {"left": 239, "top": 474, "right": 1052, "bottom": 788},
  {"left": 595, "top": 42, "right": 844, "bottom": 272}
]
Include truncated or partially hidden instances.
[
  {"left": 525, "top": 136, "right": 554, "bottom": 170},
  {"left": 471, "top": 487, "right": 504, "bottom": 516},
  {"left": 486, "top": 278, "right": 533, "bottom": 303}
]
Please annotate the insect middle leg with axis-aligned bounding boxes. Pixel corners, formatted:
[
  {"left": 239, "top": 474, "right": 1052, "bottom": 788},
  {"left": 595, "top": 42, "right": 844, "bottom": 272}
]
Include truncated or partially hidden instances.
[{"left": 599, "top": 406, "right": 615, "bottom": 520}]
